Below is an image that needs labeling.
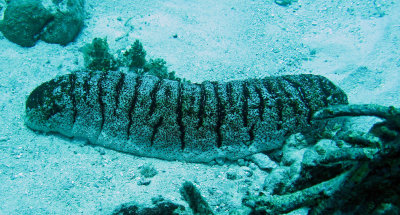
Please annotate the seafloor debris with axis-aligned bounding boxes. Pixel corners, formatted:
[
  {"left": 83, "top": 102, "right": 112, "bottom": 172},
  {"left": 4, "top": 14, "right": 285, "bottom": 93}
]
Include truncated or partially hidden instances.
[
  {"left": 180, "top": 181, "right": 214, "bottom": 215},
  {"left": 112, "top": 182, "right": 213, "bottom": 215},
  {"left": 243, "top": 104, "right": 400, "bottom": 214},
  {"left": 111, "top": 196, "right": 185, "bottom": 215}
]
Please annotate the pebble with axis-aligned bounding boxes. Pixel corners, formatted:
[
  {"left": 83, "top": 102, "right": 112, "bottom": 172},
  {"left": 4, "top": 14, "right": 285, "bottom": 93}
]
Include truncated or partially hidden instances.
[
  {"left": 137, "top": 178, "right": 151, "bottom": 186},
  {"left": 97, "top": 147, "right": 106, "bottom": 155},
  {"left": 226, "top": 170, "right": 237, "bottom": 180},
  {"left": 240, "top": 167, "right": 253, "bottom": 178},
  {"left": 139, "top": 163, "right": 158, "bottom": 178},
  {"left": 248, "top": 163, "right": 258, "bottom": 170},
  {"left": 275, "top": 0, "right": 295, "bottom": 6},
  {"left": 243, "top": 179, "right": 252, "bottom": 186},
  {"left": 244, "top": 199, "right": 256, "bottom": 208},
  {"left": 215, "top": 157, "right": 225, "bottom": 166},
  {"left": 0, "top": 136, "right": 9, "bottom": 142},
  {"left": 62, "top": 181, "right": 75, "bottom": 190},
  {"left": 237, "top": 158, "right": 247, "bottom": 166}
]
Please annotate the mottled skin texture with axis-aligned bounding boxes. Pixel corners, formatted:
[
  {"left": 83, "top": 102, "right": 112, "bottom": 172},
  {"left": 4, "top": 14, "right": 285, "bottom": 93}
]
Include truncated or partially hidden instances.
[{"left": 25, "top": 71, "right": 348, "bottom": 162}]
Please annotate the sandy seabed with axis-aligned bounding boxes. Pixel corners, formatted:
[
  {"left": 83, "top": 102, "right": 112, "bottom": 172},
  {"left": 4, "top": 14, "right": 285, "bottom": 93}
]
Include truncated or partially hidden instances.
[{"left": 0, "top": 0, "right": 399, "bottom": 214}]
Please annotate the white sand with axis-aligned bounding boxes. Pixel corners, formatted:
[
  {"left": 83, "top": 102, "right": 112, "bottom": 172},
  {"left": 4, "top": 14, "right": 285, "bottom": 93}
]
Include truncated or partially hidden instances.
[{"left": 0, "top": 0, "right": 399, "bottom": 214}]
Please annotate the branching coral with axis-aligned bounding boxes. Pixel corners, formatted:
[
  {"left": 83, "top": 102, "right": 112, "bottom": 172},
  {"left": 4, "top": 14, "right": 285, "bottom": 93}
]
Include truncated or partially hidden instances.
[
  {"left": 244, "top": 104, "right": 400, "bottom": 214},
  {"left": 120, "top": 39, "right": 147, "bottom": 71},
  {"left": 80, "top": 37, "right": 118, "bottom": 72},
  {"left": 80, "top": 38, "right": 186, "bottom": 82}
]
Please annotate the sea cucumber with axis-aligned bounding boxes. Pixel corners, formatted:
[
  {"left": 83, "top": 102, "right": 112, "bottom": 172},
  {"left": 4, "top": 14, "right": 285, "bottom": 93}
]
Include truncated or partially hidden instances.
[{"left": 25, "top": 70, "right": 348, "bottom": 162}]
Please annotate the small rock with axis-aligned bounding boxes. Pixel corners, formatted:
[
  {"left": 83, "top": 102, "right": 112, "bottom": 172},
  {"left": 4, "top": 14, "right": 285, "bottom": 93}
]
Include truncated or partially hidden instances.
[
  {"left": 40, "top": 0, "right": 85, "bottom": 45},
  {"left": 285, "top": 133, "right": 308, "bottom": 148},
  {"left": 0, "top": 136, "right": 9, "bottom": 142},
  {"left": 372, "top": 203, "right": 400, "bottom": 215},
  {"left": 180, "top": 181, "right": 214, "bottom": 215},
  {"left": 137, "top": 178, "right": 151, "bottom": 186},
  {"left": 239, "top": 167, "right": 253, "bottom": 178},
  {"left": 207, "top": 187, "right": 217, "bottom": 195},
  {"left": 314, "top": 144, "right": 326, "bottom": 155},
  {"left": 10, "top": 172, "right": 23, "bottom": 180},
  {"left": 237, "top": 158, "right": 247, "bottom": 166},
  {"left": 243, "top": 199, "right": 256, "bottom": 208},
  {"left": 237, "top": 182, "right": 250, "bottom": 193},
  {"left": 263, "top": 168, "right": 291, "bottom": 195},
  {"left": 103, "top": 174, "right": 113, "bottom": 181},
  {"left": 0, "top": 0, "right": 85, "bottom": 47},
  {"left": 139, "top": 163, "right": 158, "bottom": 178},
  {"left": 275, "top": 0, "right": 296, "bottom": 6},
  {"left": 250, "top": 153, "right": 278, "bottom": 171},
  {"left": 208, "top": 160, "right": 217, "bottom": 165},
  {"left": 243, "top": 179, "right": 252, "bottom": 186},
  {"left": 215, "top": 157, "right": 225, "bottom": 166},
  {"left": 248, "top": 163, "right": 258, "bottom": 170},
  {"left": 97, "top": 147, "right": 106, "bottom": 155},
  {"left": 62, "top": 180, "right": 75, "bottom": 190},
  {"left": 0, "top": 0, "right": 52, "bottom": 47},
  {"left": 226, "top": 170, "right": 237, "bottom": 180},
  {"left": 112, "top": 197, "right": 185, "bottom": 215}
]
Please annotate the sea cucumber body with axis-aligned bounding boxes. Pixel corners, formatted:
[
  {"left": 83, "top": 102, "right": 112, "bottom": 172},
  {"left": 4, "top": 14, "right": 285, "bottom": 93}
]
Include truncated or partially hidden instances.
[{"left": 25, "top": 71, "right": 348, "bottom": 162}]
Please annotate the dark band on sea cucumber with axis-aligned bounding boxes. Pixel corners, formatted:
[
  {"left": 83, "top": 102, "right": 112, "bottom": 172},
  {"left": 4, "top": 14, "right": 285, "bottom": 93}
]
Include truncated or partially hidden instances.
[
  {"left": 82, "top": 71, "right": 92, "bottom": 103},
  {"left": 127, "top": 76, "right": 141, "bottom": 138},
  {"left": 242, "top": 81, "right": 250, "bottom": 128},
  {"left": 282, "top": 76, "right": 312, "bottom": 125},
  {"left": 249, "top": 124, "right": 255, "bottom": 142},
  {"left": 278, "top": 78, "right": 303, "bottom": 127},
  {"left": 212, "top": 81, "right": 224, "bottom": 148},
  {"left": 176, "top": 82, "right": 186, "bottom": 149},
  {"left": 262, "top": 78, "right": 283, "bottom": 130},
  {"left": 254, "top": 85, "right": 265, "bottom": 121},
  {"left": 315, "top": 76, "right": 330, "bottom": 106},
  {"left": 197, "top": 83, "right": 206, "bottom": 129},
  {"left": 97, "top": 71, "right": 108, "bottom": 134},
  {"left": 226, "top": 82, "right": 234, "bottom": 107},
  {"left": 69, "top": 73, "right": 77, "bottom": 125},
  {"left": 114, "top": 72, "right": 125, "bottom": 116},
  {"left": 151, "top": 117, "right": 163, "bottom": 146},
  {"left": 148, "top": 79, "right": 162, "bottom": 118}
]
